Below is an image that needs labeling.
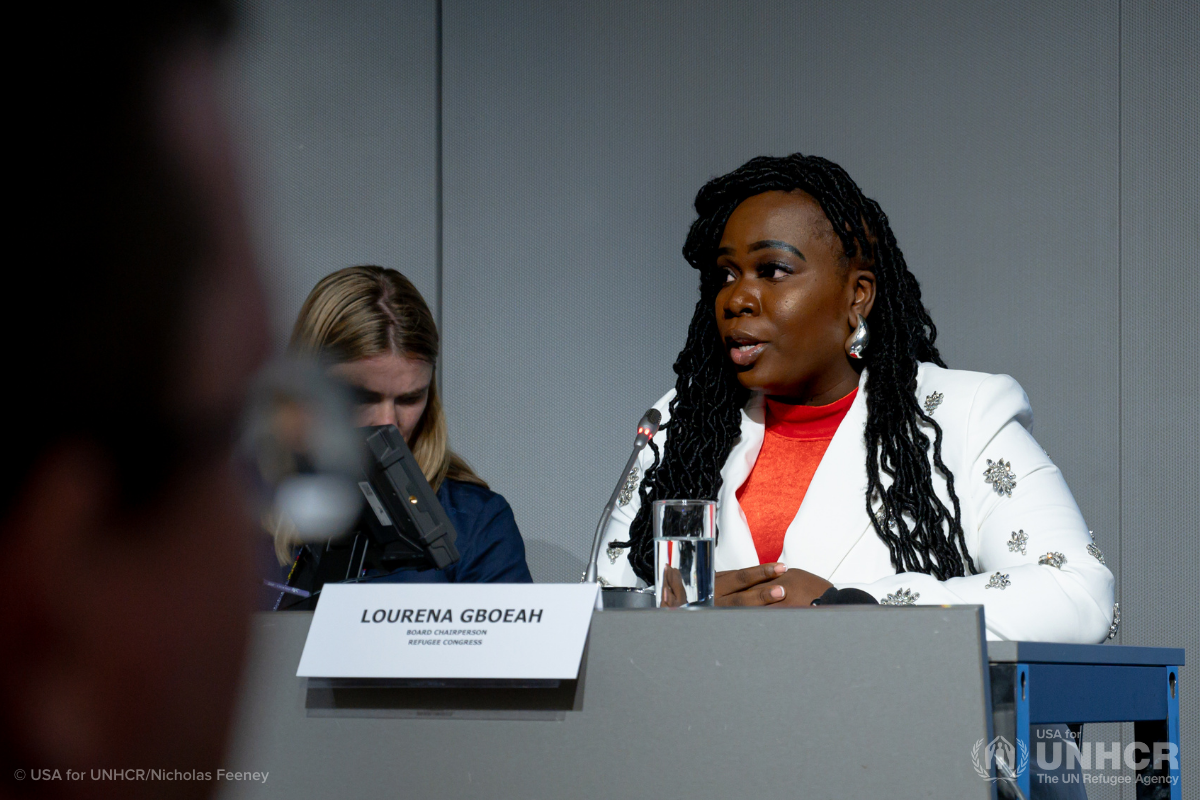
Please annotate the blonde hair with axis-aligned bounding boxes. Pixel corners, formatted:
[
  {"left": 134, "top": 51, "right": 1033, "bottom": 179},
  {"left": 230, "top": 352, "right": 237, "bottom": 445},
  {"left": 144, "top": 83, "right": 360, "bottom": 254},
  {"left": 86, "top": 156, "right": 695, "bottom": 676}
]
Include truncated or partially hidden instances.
[{"left": 276, "top": 266, "right": 485, "bottom": 564}]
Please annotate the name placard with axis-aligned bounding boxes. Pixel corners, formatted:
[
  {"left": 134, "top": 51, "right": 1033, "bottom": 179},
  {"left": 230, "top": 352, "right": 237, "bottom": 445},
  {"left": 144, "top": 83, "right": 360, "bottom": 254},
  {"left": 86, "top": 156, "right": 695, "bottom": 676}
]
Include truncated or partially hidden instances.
[{"left": 295, "top": 583, "right": 600, "bottom": 679}]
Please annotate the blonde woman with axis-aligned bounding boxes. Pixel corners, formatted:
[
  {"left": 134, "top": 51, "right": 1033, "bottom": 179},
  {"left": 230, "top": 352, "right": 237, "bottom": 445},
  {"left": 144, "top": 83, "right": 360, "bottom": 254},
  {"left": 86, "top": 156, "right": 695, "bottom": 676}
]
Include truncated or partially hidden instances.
[{"left": 289, "top": 265, "right": 531, "bottom": 583}]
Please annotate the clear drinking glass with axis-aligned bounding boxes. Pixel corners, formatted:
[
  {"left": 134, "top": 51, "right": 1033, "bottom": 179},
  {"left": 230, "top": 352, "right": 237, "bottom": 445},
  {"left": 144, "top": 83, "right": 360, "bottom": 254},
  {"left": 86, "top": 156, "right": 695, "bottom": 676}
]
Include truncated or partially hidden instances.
[{"left": 653, "top": 499, "right": 716, "bottom": 608}]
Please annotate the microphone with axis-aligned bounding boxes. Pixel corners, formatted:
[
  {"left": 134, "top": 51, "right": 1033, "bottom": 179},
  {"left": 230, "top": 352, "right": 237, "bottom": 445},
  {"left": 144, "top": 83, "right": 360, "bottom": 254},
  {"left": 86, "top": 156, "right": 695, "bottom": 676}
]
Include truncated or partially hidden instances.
[{"left": 583, "top": 408, "right": 662, "bottom": 584}]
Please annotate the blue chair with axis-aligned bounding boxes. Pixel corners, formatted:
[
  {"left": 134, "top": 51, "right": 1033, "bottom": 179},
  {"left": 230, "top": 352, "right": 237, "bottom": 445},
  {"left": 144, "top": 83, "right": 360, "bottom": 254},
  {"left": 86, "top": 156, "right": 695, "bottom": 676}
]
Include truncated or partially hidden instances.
[{"left": 988, "top": 642, "right": 1183, "bottom": 799}]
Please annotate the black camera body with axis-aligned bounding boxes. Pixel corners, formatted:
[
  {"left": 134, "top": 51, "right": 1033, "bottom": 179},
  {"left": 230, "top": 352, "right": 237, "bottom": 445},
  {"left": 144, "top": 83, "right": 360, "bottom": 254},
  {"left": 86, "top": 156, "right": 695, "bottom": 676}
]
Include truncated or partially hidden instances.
[{"left": 281, "top": 425, "right": 460, "bottom": 609}]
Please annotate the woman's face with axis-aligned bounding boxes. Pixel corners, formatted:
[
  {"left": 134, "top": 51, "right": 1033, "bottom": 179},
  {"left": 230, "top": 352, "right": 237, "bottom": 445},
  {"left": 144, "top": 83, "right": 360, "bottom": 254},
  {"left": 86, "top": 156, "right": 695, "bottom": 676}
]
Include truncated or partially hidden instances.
[
  {"left": 714, "top": 190, "right": 874, "bottom": 404},
  {"left": 329, "top": 352, "right": 433, "bottom": 443}
]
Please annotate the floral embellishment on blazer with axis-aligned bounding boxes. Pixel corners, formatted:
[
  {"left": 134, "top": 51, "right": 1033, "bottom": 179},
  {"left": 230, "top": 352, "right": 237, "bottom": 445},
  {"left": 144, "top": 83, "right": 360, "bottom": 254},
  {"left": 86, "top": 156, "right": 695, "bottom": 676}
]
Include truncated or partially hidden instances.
[
  {"left": 617, "top": 466, "right": 641, "bottom": 506},
  {"left": 1038, "top": 552, "right": 1066, "bottom": 569},
  {"left": 983, "top": 459, "right": 1017, "bottom": 497},
  {"left": 873, "top": 508, "right": 898, "bottom": 530},
  {"left": 923, "top": 391, "right": 944, "bottom": 416},
  {"left": 1007, "top": 530, "right": 1028, "bottom": 555},
  {"left": 1087, "top": 543, "right": 1106, "bottom": 565},
  {"left": 880, "top": 588, "right": 920, "bottom": 605},
  {"left": 1107, "top": 603, "right": 1121, "bottom": 640},
  {"left": 985, "top": 572, "right": 1011, "bottom": 590}
]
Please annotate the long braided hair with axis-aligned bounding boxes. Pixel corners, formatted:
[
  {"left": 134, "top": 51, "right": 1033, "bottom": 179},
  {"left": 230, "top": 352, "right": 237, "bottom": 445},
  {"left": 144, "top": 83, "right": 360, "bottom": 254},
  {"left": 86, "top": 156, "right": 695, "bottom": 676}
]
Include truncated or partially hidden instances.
[{"left": 621, "top": 153, "right": 976, "bottom": 584}]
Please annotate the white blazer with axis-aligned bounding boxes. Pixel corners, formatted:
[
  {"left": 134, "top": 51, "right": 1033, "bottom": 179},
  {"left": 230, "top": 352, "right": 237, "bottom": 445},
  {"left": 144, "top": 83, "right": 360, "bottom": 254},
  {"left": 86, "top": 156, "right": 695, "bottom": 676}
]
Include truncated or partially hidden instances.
[{"left": 598, "top": 363, "right": 1116, "bottom": 643}]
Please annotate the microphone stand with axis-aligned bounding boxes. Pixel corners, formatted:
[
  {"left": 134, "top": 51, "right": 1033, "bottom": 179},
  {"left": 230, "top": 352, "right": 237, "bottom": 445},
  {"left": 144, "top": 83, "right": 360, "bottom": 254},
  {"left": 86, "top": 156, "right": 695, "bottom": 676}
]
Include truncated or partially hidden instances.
[{"left": 583, "top": 409, "right": 661, "bottom": 585}]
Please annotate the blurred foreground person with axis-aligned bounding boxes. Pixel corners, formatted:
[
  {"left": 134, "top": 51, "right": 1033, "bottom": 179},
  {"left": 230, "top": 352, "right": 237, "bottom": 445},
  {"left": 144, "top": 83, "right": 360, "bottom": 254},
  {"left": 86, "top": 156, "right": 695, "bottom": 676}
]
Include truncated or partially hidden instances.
[{"left": 1, "top": 2, "right": 268, "bottom": 799}]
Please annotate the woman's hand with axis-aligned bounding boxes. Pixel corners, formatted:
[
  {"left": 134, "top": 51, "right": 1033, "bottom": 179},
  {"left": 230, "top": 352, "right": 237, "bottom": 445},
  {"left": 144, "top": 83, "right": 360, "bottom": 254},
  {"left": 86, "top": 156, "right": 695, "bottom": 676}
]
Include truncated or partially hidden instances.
[
  {"left": 766, "top": 568, "right": 835, "bottom": 606},
  {"left": 659, "top": 566, "right": 688, "bottom": 607},
  {"left": 714, "top": 564, "right": 834, "bottom": 607},
  {"left": 714, "top": 563, "right": 788, "bottom": 606}
]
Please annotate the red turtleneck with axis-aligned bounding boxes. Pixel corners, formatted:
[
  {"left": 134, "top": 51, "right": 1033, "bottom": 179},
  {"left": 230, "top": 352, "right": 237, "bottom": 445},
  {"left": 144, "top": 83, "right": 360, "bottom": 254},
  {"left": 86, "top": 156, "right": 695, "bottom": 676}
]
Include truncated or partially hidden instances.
[{"left": 736, "top": 388, "right": 858, "bottom": 564}]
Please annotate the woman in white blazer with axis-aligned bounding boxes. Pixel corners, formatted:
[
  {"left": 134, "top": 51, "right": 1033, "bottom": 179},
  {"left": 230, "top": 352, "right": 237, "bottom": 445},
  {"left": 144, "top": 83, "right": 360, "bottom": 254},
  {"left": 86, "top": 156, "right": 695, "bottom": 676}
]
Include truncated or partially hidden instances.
[{"left": 598, "top": 154, "right": 1115, "bottom": 645}]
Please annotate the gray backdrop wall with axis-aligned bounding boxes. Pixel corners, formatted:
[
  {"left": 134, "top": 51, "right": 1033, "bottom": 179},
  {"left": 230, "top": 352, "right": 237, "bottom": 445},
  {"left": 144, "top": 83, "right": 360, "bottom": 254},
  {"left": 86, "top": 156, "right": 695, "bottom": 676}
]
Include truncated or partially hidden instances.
[{"left": 226, "top": 2, "right": 1196, "bottom": 795}]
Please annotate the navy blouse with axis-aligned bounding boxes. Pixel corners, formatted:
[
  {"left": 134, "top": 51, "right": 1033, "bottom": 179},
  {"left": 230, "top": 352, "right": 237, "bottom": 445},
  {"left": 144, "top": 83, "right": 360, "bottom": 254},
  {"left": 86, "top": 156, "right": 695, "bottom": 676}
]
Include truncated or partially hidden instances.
[{"left": 364, "top": 478, "right": 532, "bottom": 584}]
